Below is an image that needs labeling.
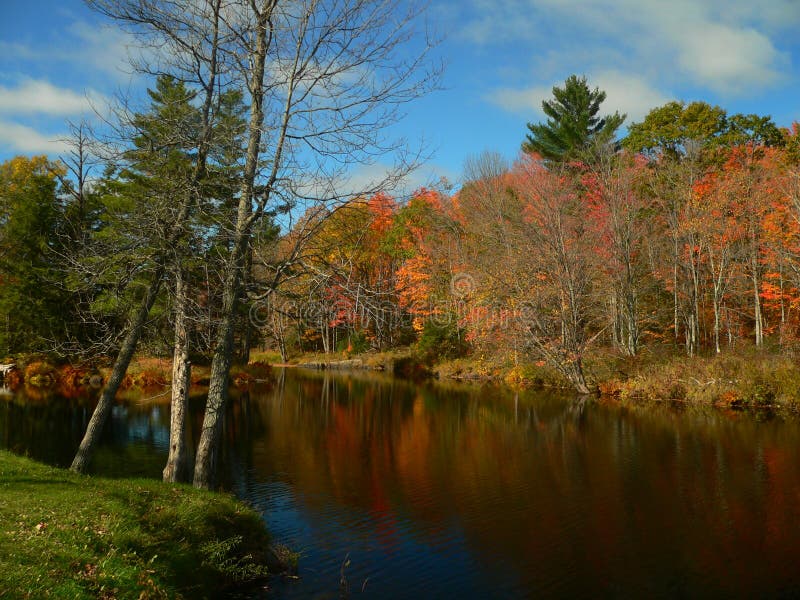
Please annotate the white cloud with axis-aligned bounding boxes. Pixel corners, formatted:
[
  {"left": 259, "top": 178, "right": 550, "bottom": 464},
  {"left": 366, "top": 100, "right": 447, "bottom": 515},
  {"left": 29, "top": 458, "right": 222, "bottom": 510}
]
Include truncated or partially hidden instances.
[
  {"left": 452, "top": 0, "right": 797, "bottom": 96},
  {"left": 0, "top": 79, "right": 106, "bottom": 116},
  {"left": 676, "top": 24, "right": 784, "bottom": 93},
  {"left": 0, "top": 121, "right": 69, "bottom": 154},
  {"left": 486, "top": 85, "right": 552, "bottom": 116},
  {"left": 342, "top": 162, "right": 455, "bottom": 199},
  {"left": 0, "top": 20, "right": 136, "bottom": 84},
  {"left": 66, "top": 21, "right": 136, "bottom": 81},
  {"left": 593, "top": 71, "right": 671, "bottom": 123}
]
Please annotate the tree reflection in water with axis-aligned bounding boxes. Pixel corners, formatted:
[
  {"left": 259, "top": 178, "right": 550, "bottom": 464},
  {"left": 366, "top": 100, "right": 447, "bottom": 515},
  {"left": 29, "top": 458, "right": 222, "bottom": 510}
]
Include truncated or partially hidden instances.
[{"left": 3, "top": 368, "right": 800, "bottom": 597}]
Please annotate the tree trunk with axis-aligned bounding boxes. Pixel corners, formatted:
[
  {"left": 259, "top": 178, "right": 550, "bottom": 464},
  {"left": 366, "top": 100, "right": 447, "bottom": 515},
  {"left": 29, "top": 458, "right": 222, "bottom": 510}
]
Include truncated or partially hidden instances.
[
  {"left": 72, "top": 0, "right": 223, "bottom": 476},
  {"left": 240, "top": 245, "right": 254, "bottom": 363},
  {"left": 753, "top": 258, "right": 763, "bottom": 348},
  {"left": 779, "top": 263, "right": 786, "bottom": 348},
  {"left": 275, "top": 313, "right": 288, "bottom": 362},
  {"left": 70, "top": 264, "right": 165, "bottom": 473},
  {"left": 673, "top": 235, "right": 679, "bottom": 346},
  {"left": 567, "top": 357, "right": 591, "bottom": 395},
  {"left": 623, "top": 257, "right": 639, "bottom": 356},
  {"left": 610, "top": 292, "right": 620, "bottom": 349},
  {"left": 193, "top": 250, "right": 242, "bottom": 489},
  {"left": 322, "top": 318, "right": 331, "bottom": 354},
  {"left": 193, "top": 4, "right": 271, "bottom": 490},
  {"left": 163, "top": 269, "right": 191, "bottom": 483},
  {"left": 690, "top": 247, "right": 700, "bottom": 357}
]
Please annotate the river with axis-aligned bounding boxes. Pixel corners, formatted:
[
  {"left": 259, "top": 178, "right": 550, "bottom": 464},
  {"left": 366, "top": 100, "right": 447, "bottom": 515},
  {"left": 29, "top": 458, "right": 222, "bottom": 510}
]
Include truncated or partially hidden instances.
[{"left": 3, "top": 368, "right": 800, "bottom": 598}]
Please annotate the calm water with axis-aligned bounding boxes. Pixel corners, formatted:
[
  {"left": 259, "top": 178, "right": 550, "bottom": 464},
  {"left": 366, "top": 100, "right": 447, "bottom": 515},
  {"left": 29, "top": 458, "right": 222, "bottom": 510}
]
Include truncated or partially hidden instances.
[{"left": 3, "top": 368, "right": 800, "bottom": 598}]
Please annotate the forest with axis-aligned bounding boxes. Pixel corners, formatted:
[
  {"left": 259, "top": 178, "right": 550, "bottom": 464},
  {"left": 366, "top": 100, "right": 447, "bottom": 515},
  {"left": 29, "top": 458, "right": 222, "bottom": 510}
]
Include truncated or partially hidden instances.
[
  {"left": 3, "top": 2, "right": 800, "bottom": 488},
  {"left": 5, "top": 76, "right": 800, "bottom": 387}
]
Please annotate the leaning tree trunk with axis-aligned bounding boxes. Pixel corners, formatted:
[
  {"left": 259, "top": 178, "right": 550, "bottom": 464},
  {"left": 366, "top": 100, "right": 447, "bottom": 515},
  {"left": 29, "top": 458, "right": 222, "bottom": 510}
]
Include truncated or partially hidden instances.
[
  {"left": 566, "top": 356, "right": 591, "bottom": 395},
  {"left": 163, "top": 269, "right": 191, "bottom": 483},
  {"left": 70, "top": 264, "right": 166, "bottom": 473},
  {"left": 71, "top": 0, "right": 222, "bottom": 476},
  {"left": 193, "top": 3, "right": 271, "bottom": 490}
]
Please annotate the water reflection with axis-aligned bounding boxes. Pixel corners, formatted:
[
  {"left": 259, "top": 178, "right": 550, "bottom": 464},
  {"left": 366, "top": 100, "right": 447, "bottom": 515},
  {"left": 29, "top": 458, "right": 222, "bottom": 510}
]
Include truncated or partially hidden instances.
[{"left": 3, "top": 369, "right": 800, "bottom": 598}]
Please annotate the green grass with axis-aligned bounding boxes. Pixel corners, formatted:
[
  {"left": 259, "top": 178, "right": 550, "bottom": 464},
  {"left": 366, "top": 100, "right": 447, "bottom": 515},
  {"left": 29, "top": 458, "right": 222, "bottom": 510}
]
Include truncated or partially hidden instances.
[
  {"left": 248, "top": 349, "right": 284, "bottom": 364},
  {"left": 0, "top": 451, "right": 273, "bottom": 599}
]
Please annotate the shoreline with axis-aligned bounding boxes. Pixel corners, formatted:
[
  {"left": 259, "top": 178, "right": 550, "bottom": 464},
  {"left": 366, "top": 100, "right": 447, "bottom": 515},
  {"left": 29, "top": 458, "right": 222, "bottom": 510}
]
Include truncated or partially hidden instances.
[
  {"left": 263, "top": 348, "right": 800, "bottom": 414},
  {"left": 5, "top": 348, "right": 800, "bottom": 415}
]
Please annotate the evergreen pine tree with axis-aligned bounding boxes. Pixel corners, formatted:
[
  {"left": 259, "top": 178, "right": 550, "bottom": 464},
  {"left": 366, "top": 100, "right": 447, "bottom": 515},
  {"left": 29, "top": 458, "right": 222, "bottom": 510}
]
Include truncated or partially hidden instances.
[{"left": 523, "top": 75, "right": 625, "bottom": 162}]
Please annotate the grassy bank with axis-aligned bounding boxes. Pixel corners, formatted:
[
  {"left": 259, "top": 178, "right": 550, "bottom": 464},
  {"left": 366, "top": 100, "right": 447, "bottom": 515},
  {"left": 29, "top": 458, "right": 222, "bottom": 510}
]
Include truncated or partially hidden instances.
[
  {"left": 445, "top": 347, "right": 800, "bottom": 413},
  {"left": 599, "top": 350, "right": 800, "bottom": 411},
  {"left": 11, "top": 346, "right": 795, "bottom": 413},
  {"left": 0, "top": 451, "right": 281, "bottom": 598}
]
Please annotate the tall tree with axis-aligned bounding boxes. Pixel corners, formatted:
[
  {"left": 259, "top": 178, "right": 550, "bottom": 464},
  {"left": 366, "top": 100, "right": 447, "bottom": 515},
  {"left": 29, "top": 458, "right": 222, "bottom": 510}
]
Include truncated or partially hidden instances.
[
  {"left": 523, "top": 75, "right": 625, "bottom": 163},
  {"left": 512, "top": 156, "right": 598, "bottom": 393},
  {"left": 623, "top": 101, "right": 728, "bottom": 161},
  {"left": 192, "top": 0, "right": 440, "bottom": 489},
  {"left": 71, "top": 0, "right": 227, "bottom": 474},
  {"left": 622, "top": 102, "right": 783, "bottom": 162},
  {"left": 0, "top": 156, "right": 66, "bottom": 355},
  {"left": 583, "top": 151, "right": 652, "bottom": 356}
]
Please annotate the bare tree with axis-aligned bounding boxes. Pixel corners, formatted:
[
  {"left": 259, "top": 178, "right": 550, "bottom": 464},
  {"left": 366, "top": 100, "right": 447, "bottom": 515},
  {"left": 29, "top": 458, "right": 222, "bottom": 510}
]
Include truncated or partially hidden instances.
[
  {"left": 193, "top": 0, "right": 440, "bottom": 488},
  {"left": 58, "top": 121, "right": 97, "bottom": 240}
]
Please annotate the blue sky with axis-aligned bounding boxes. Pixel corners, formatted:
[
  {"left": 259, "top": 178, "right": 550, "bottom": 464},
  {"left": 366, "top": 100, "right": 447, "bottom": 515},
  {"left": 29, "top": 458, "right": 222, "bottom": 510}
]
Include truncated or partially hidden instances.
[{"left": 2, "top": 0, "right": 800, "bottom": 188}]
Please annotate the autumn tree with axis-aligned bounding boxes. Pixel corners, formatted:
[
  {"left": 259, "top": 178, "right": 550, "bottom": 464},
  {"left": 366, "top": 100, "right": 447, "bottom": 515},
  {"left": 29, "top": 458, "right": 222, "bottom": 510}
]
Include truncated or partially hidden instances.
[
  {"left": 389, "top": 189, "right": 463, "bottom": 354},
  {"left": 454, "top": 152, "right": 531, "bottom": 358},
  {"left": 684, "top": 168, "right": 739, "bottom": 352},
  {"left": 294, "top": 194, "right": 406, "bottom": 352},
  {"left": 0, "top": 156, "right": 67, "bottom": 355},
  {"left": 583, "top": 151, "right": 653, "bottom": 356},
  {"left": 764, "top": 144, "right": 800, "bottom": 342},
  {"left": 511, "top": 156, "right": 598, "bottom": 393}
]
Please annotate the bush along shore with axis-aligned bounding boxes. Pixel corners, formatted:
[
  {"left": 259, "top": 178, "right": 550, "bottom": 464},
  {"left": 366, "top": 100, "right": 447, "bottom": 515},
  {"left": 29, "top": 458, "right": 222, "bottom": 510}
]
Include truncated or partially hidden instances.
[
  {"left": 0, "top": 356, "right": 274, "bottom": 403},
  {"left": 0, "top": 450, "right": 296, "bottom": 598}
]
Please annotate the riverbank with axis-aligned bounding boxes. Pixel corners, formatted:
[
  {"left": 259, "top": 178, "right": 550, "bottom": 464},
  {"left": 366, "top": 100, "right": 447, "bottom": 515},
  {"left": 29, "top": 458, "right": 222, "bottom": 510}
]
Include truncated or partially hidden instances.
[
  {"left": 0, "top": 450, "right": 288, "bottom": 598},
  {"left": 258, "top": 347, "right": 800, "bottom": 413},
  {"left": 599, "top": 351, "right": 800, "bottom": 412},
  {"left": 6, "top": 347, "right": 800, "bottom": 413}
]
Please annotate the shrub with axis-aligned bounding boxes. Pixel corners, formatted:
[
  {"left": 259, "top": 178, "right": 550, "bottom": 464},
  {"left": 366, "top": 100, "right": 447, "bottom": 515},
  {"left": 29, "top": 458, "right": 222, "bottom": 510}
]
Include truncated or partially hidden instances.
[
  {"left": 23, "top": 361, "right": 58, "bottom": 388},
  {"left": 415, "top": 320, "right": 468, "bottom": 363},
  {"left": 336, "top": 331, "right": 370, "bottom": 355}
]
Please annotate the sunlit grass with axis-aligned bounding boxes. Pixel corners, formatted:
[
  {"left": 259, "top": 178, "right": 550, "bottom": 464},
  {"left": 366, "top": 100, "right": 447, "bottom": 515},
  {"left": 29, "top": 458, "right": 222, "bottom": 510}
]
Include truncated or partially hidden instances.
[{"left": 0, "top": 451, "right": 273, "bottom": 598}]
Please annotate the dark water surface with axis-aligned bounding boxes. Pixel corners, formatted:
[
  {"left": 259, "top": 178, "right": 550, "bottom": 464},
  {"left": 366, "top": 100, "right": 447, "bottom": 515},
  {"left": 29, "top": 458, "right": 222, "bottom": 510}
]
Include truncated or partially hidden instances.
[{"left": 3, "top": 368, "right": 800, "bottom": 598}]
